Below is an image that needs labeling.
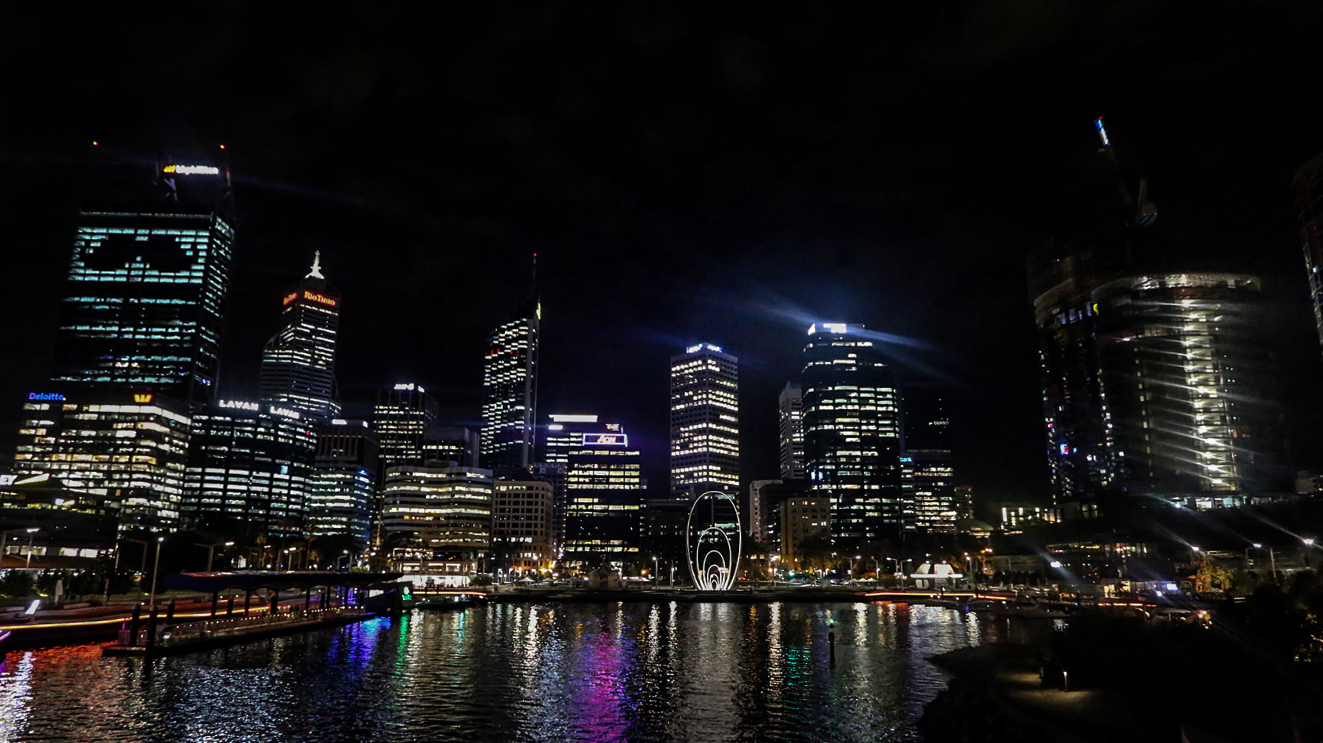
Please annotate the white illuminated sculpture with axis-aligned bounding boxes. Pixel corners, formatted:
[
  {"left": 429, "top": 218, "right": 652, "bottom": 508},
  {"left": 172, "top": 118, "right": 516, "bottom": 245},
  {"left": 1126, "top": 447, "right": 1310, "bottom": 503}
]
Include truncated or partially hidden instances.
[{"left": 686, "top": 491, "right": 742, "bottom": 591}]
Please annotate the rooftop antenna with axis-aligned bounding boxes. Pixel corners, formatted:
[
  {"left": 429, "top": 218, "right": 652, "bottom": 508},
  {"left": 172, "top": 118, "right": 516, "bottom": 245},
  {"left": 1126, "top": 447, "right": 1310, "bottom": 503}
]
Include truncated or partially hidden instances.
[{"left": 307, "top": 250, "right": 325, "bottom": 280}]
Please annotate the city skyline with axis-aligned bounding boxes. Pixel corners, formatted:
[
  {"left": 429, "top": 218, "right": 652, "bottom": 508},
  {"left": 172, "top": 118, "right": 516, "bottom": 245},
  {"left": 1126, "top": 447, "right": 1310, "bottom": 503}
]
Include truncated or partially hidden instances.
[{"left": 4, "top": 6, "right": 1323, "bottom": 511}]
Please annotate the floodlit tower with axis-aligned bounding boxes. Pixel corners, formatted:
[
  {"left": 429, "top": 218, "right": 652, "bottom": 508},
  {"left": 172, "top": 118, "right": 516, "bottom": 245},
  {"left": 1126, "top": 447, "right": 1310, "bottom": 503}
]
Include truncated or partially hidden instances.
[
  {"left": 801, "top": 323, "right": 902, "bottom": 549},
  {"left": 669, "top": 344, "right": 740, "bottom": 499},
  {"left": 778, "top": 382, "right": 805, "bottom": 480}
]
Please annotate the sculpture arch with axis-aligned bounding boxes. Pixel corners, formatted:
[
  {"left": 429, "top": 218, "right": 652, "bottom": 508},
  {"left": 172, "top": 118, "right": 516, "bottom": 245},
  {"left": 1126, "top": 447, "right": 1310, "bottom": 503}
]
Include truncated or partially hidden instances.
[{"left": 686, "top": 491, "right": 742, "bottom": 591}]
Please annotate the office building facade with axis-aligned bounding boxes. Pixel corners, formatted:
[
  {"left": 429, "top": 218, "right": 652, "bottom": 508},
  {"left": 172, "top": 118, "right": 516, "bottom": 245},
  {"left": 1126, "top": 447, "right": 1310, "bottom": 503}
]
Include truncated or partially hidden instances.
[
  {"left": 492, "top": 479, "right": 554, "bottom": 574},
  {"left": 481, "top": 302, "right": 539, "bottom": 470},
  {"left": 900, "top": 387, "right": 956, "bottom": 534},
  {"left": 670, "top": 344, "right": 740, "bottom": 499},
  {"left": 309, "top": 419, "right": 378, "bottom": 544},
  {"left": 14, "top": 391, "right": 191, "bottom": 531},
  {"left": 1295, "top": 152, "right": 1323, "bottom": 355},
  {"left": 563, "top": 422, "right": 645, "bottom": 568},
  {"left": 778, "top": 382, "right": 805, "bottom": 480},
  {"left": 182, "top": 401, "right": 317, "bottom": 537},
  {"left": 381, "top": 464, "right": 493, "bottom": 575},
  {"left": 51, "top": 145, "right": 233, "bottom": 406},
  {"left": 258, "top": 252, "right": 341, "bottom": 419},
  {"left": 423, "top": 426, "right": 479, "bottom": 468},
  {"left": 801, "top": 323, "right": 902, "bottom": 549}
]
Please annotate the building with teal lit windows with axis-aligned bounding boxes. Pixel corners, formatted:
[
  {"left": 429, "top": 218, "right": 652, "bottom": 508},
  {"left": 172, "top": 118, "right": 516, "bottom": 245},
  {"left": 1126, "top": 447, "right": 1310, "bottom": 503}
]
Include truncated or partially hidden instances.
[
  {"left": 801, "top": 323, "right": 902, "bottom": 549},
  {"left": 309, "top": 419, "right": 378, "bottom": 545},
  {"left": 51, "top": 144, "right": 233, "bottom": 406}
]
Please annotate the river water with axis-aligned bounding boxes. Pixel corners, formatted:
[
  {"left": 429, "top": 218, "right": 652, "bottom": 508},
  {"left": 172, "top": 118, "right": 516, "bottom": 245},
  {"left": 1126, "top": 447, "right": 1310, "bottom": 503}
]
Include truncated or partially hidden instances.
[{"left": 0, "top": 601, "right": 993, "bottom": 743}]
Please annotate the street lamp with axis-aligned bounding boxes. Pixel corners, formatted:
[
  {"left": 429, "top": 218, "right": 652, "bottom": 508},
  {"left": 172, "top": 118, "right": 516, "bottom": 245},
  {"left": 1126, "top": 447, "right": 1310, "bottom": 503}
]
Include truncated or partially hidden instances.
[
  {"left": 336, "top": 550, "right": 351, "bottom": 570},
  {"left": 652, "top": 556, "right": 659, "bottom": 587},
  {"left": 148, "top": 536, "right": 165, "bottom": 608},
  {"left": 0, "top": 527, "right": 39, "bottom": 569},
  {"left": 23, "top": 527, "right": 40, "bottom": 570},
  {"left": 195, "top": 541, "right": 234, "bottom": 572}
]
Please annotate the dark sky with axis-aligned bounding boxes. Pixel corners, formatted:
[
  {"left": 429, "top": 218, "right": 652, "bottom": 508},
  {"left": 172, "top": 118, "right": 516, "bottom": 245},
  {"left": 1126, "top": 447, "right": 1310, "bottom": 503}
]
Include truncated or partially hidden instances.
[{"left": 3, "top": 2, "right": 1323, "bottom": 513}]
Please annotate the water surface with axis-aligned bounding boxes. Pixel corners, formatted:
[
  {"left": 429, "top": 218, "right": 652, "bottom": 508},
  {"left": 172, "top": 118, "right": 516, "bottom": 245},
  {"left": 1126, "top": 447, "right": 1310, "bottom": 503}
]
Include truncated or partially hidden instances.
[{"left": 0, "top": 601, "right": 992, "bottom": 742}]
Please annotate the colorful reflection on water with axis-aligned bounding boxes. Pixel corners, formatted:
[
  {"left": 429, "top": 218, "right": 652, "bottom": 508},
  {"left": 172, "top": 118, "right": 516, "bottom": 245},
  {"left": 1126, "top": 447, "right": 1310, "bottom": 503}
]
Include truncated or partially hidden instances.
[{"left": 0, "top": 602, "right": 995, "bottom": 742}]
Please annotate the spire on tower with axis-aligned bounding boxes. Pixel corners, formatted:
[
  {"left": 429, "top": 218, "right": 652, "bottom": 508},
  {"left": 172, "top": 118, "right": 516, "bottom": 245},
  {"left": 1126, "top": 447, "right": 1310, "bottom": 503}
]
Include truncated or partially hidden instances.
[{"left": 307, "top": 250, "right": 325, "bottom": 280}]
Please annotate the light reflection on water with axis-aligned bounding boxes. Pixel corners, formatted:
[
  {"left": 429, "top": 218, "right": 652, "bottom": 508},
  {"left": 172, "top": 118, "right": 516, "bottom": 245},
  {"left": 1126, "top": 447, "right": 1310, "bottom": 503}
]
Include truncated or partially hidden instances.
[{"left": 0, "top": 602, "right": 992, "bottom": 742}]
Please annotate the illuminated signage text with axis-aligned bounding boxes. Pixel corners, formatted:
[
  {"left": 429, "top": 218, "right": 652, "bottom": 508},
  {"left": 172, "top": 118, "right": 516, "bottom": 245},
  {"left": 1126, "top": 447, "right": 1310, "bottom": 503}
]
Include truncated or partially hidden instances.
[
  {"left": 303, "top": 291, "right": 338, "bottom": 307},
  {"left": 162, "top": 164, "right": 220, "bottom": 176},
  {"left": 583, "top": 433, "right": 627, "bottom": 447},
  {"left": 282, "top": 292, "right": 299, "bottom": 305},
  {"left": 133, "top": 393, "right": 154, "bottom": 404},
  {"left": 28, "top": 392, "right": 64, "bottom": 401},
  {"left": 219, "top": 400, "right": 260, "bottom": 412}
]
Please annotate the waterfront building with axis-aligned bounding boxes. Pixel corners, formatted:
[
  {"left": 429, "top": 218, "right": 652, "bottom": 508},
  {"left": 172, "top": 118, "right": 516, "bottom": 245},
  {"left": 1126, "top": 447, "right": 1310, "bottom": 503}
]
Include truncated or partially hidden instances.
[
  {"left": 670, "top": 344, "right": 740, "bottom": 499},
  {"left": 381, "top": 463, "right": 493, "bottom": 575},
  {"left": 801, "top": 323, "right": 903, "bottom": 549},
  {"left": 50, "top": 144, "right": 233, "bottom": 406},
  {"left": 481, "top": 299, "right": 539, "bottom": 471},
  {"left": 537, "top": 414, "right": 618, "bottom": 559},
  {"left": 778, "top": 382, "right": 805, "bottom": 480},
  {"left": 1030, "top": 120, "right": 1282, "bottom": 507},
  {"left": 13, "top": 391, "right": 191, "bottom": 531},
  {"left": 182, "top": 400, "right": 316, "bottom": 537},
  {"left": 258, "top": 252, "right": 341, "bottom": 419},
  {"left": 309, "top": 419, "right": 378, "bottom": 545},
  {"left": 0, "top": 473, "right": 117, "bottom": 563},
  {"left": 749, "top": 479, "right": 808, "bottom": 561},
  {"left": 1092, "top": 273, "right": 1274, "bottom": 497},
  {"left": 900, "top": 387, "right": 956, "bottom": 534},
  {"left": 563, "top": 422, "right": 645, "bottom": 569},
  {"left": 423, "top": 426, "right": 479, "bottom": 468},
  {"left": 492, "top": 479, "right": 554, "bottom": 574},
  {"left": 642, "top": 497, "right": 691, "bottom": 579},
  {"left": 371, "top": 383, "right": 437, "bottom": 538}
]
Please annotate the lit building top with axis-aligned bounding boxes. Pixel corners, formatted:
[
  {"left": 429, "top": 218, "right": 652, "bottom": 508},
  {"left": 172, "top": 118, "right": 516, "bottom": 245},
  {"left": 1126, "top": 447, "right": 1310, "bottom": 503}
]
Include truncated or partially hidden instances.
[{"left": 669, "top": 344, "right": 739, "bottom": 498}]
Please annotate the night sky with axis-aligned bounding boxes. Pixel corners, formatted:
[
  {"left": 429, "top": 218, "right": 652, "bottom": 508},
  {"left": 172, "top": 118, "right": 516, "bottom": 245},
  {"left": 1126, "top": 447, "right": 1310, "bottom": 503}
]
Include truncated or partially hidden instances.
[{"left": 3, "top": 3, "right": 1323, "bottom": 513}]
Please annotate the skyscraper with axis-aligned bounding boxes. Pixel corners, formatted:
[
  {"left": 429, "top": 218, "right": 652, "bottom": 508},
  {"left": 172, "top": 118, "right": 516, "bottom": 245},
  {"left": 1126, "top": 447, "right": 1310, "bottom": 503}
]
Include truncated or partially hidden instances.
[
  {"left": 182, "top": 399, "right": 316, "bottom": 537},
  {"left": 1296, "top": 152, "right": 1323, "bottom": 354},
  {"left": 778, "top": 382, "right": 805, "bottom": 480},
  {"left": 309, "top": 419, "right": 379, "bottom": 545},
  {"left": 371, "top": 383, "right": 437, "bottom": 541},
  {"left": 1031, "top": 119, "right": 1282, "bottom": 507},
  {"left": 51, "top": 144, "right": 233, "bottom": 405},
  {"left": 900, "top": 387, "right": 956, "bottom": 534},
  {"left": 481, "top": 299, "right": 539, "bottom": 471},
  {"left": 372, "top": 383, "right": 437, "bottom": 473},
  {"left": 423, "top": 426, "right": 480, "bottom": 468},
  {"left": 563, "top": 421, "right": 645, "bottom": 568},
  {"left": 801, "top": 323, "right": 902, "bottom": 549},
  {"left": 669, "top": 344, "right": 739, "bottom": 498},
  {"left": 258, "top": 251, "right": 341, "bottom": 419}
]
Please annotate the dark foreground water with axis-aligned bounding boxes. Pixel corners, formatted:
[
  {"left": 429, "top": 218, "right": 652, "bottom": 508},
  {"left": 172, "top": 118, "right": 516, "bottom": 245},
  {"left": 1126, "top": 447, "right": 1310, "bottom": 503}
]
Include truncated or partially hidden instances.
[{"left": 0, "top": 601, "right": 994, "bottom": 743}]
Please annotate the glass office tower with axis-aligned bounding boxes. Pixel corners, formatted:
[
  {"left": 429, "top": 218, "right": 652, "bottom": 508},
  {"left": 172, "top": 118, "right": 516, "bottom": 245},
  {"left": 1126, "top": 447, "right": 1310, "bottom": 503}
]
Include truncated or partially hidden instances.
[
  {"left": 669, "top": 344, "right": 740, "bottom": 499},
  {"left": 259, "top": 251, "right": 341, "bottom": 419},
  {"left": 481, "top": 300, "right": 539, "bottom": 471},
  {"left": 801, "top": 323, "right": 902, "bottom": 549},
  {"left": 51, "top": 144, "right": 233, "bottom": 405}
]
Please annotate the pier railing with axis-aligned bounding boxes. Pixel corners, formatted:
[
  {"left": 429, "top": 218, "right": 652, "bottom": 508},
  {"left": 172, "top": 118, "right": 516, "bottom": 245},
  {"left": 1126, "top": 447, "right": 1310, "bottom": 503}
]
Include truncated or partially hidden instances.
[{"left": 117, "top": 606, "right": 367, "bottom": 647}]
